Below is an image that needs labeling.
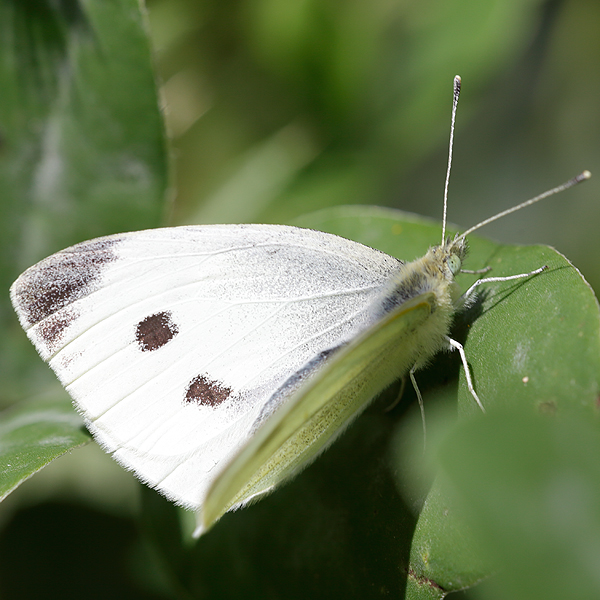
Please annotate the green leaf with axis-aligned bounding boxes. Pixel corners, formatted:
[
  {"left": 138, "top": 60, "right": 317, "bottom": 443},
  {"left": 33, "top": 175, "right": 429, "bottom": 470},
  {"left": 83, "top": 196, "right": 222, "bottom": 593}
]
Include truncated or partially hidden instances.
[
  {"left": 406, "top": 479, "right": 492, "bottom": 597},
  {"left": 0, "top": 395, "right": 90, "bottom": 501},
  {"left": 296, "top": 204, "right": 600, "bottom": 419},
  {"left": 2, "top": 0, "right": 169, "bottom": 405},
  {"left": 295, "top": 205, "right": 600, "bottom": 597},
  {"left": 0, "top": 0, "right": 168, "bottom": 272},
  {"left": 437, "top": 412, "right": 600, "bottom": 600}
]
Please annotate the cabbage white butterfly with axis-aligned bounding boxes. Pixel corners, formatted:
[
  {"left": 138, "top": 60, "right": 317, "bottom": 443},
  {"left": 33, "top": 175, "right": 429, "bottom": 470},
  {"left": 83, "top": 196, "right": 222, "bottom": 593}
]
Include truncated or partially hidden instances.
[{"left": 10, "top": 76, "right": 589, "bottom": 537}]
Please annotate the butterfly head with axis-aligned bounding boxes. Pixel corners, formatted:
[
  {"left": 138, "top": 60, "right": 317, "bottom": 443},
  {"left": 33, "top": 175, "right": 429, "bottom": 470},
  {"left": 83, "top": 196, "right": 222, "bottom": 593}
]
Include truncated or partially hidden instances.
[{"left": 433, "top": 235, "right": 468, "bottom": 280}]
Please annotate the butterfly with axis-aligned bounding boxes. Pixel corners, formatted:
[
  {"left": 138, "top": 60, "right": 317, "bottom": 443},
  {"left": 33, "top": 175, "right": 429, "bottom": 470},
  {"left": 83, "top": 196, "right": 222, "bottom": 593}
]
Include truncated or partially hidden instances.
[{"left": 9, "top": 76, "right": 590, "bottom": 536}]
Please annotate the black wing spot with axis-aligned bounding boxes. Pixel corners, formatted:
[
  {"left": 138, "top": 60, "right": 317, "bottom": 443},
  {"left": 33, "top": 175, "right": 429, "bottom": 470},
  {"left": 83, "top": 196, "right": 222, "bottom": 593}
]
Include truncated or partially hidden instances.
[
  {"left": 185, "top": 374, "right": 232, "bottom": 407},
  {"left": 12, "top": 237, "right": 119, "bottom": 326},
  {"left": 37, "top": 310, "right": 77, "bottom": 348},
  {"left": 135, "top": 311, "right": 179, "bottom": 352}
]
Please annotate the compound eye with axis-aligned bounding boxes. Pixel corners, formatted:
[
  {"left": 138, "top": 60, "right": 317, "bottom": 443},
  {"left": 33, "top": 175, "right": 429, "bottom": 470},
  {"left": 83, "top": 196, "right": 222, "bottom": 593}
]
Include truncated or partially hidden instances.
[{"left": 447, "top": 254, "right": 461, "bottom": 275}]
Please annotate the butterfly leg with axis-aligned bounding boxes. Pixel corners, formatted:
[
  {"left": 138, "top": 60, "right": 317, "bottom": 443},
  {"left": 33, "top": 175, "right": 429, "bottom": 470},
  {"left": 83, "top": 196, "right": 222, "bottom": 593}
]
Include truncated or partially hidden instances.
[
  {"left": 462, "top": 266, "right": 548, "bottom": 300},
  {"left": 409, "top": 366, "right": 427, "bottom": 448},
  {"left": 445, "top": 336, "right": 485, "bottom": 412},
  {"left": 385, "top": 376, "right": 407, "bottom": 413},
  {"left": 460, "top": 266, "right": 492, "bottom": 275}
]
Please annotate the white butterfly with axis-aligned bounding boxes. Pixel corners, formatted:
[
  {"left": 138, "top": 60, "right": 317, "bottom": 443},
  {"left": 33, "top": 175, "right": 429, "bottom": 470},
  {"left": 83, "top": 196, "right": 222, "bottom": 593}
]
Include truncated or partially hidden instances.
[
  {"left": 10, "top": 224, "right": 407, "bottom": 508},
  {"left": 10, "top": 77, "right": 589, "bottom": 536}
]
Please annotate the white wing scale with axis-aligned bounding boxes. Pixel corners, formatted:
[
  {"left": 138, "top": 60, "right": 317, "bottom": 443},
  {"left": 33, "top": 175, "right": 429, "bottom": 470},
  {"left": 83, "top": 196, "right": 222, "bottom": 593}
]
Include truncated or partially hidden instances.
[{"left": 10, "top": 225, "right": 403, "bottom": 509}]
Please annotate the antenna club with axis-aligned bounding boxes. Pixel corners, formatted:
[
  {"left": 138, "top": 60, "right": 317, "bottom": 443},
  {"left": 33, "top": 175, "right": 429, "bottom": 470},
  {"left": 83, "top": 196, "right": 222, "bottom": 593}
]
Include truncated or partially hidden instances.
[
  {"left": 566, "top": 170, "right": 591, "bottom": 187},
  {"left": 453, "top": 75, "right": 461, "bottom": 99}
]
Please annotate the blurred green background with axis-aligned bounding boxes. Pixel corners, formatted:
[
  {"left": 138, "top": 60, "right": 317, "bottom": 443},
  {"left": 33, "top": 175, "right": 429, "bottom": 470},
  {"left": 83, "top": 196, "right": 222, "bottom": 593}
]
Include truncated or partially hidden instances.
[
  {"left": 148, "top": 0, "right": 600, "bottom": 289},
  {"left": 1, "top": 0, "right": 599, "bottom": 598}
]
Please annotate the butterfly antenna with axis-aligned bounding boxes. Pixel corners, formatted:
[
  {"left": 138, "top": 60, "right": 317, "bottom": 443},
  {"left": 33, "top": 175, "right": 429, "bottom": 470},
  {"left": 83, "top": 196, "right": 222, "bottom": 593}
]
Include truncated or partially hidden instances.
[
  {"left": 459, "top": 170, "right": 591, "bottom": 240},
  {"left": 441, "top": 76, "right": 461, "bottom": 245}
]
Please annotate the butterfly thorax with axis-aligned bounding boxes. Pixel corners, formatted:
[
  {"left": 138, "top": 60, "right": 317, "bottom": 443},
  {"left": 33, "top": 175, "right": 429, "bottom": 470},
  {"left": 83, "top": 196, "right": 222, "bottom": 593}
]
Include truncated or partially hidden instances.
[
  {"left": 377, "top": 235, "right": 466, "bottom": 315},
  {"left": 370, "top": 235, "right": 468, "bottom": 372}
]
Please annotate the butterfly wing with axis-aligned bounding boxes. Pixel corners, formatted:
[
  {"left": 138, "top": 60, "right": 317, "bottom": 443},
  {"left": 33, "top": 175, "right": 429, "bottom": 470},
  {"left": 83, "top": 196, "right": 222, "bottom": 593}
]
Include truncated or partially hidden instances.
[
  {"left": 200, "top": 293, "right": 435, "bottom": 533},
  {"left": 10, "top": 224, "right": 403, "bottom": 509}
]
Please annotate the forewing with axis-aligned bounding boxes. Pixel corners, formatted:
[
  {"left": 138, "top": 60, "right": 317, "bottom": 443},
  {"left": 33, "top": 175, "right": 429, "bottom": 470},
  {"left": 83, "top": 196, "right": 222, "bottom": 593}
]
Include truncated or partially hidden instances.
[{"left": 10, "top": 224, "right": 402, "bottom": 508}]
